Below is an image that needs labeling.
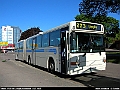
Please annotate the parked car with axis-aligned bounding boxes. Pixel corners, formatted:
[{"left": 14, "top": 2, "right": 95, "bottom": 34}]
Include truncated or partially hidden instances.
[{"left": 1, "top": 49, "right": 8, "bottom": 53}]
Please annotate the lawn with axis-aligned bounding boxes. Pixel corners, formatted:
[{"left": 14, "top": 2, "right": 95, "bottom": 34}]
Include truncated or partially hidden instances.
[{"left": 106, "top": 51, "right": 120, "bottom": 64}]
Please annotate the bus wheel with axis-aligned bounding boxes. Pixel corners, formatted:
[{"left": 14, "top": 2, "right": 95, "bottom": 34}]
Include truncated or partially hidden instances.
[
  {"left": 28, "top": 55, "right": 31, "bottom": 65},
  {"left": 15, "top": 54, "right": 18, "bottom": 61},
  {"left": 48, "top": 60, "right": 55, "bottom": 74}
]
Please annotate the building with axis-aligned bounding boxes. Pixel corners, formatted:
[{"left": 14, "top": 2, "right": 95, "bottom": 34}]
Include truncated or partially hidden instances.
[{"left": 0, "top": 25, "right": 21, "bottom": 51}]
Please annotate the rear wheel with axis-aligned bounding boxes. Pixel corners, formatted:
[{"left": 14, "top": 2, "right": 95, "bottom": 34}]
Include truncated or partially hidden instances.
[
  {"left": 48, "top": 60, "right": 55, "bottom": 74},
  {"left": 15, "top": 54, "right": 19, "bottom": 61},
  {"left": 28, "top": 55, "right": 31, "bottom": 65}
]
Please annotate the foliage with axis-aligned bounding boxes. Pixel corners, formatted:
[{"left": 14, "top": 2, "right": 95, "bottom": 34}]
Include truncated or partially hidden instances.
[
  {"left": 79, "top": 0, "right": 120, "bottom": 16},
  {"left": 75, "top": 14, "right": 92, "bottom": 22},
  {"left": 115, "top": 30, "right": 120, "bottom": 40},
  {"left": 19, "top": 27, "right": 43, "bottom": 41}
]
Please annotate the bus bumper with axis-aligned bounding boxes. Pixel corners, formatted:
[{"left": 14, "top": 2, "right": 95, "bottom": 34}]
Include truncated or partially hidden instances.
[{"left": 67, "top": 64, "right": 106, "bottom": 75}]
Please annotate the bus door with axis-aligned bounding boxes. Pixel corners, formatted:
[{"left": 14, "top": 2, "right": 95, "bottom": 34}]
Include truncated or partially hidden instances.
[
  {"left": 61, "top": 31, "right": 68, "bottom": 74},
  {"left": 32, "top": 37, "right": 37, "bottom": 65}
]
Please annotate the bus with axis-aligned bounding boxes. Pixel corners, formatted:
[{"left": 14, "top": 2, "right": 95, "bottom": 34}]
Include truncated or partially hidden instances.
[{"left": 15, "top": 21, "right": 106, "bottom": 75}]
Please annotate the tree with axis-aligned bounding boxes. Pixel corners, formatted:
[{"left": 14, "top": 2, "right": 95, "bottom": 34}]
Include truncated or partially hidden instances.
[
  {"left": 18, "top": 27, "right": 43, "bottom": 41},
  {"left": 75, "top": 14, "right": 92, "bottom": 22},
  {"left": 79, "top": 0, "right": 120, "bottom": 16}
]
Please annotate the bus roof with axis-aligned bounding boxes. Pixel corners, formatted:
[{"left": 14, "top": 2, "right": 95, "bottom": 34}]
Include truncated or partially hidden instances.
[
  {"left": 18, "top": 21, "right": 104, "bottom": 42},
  {"left": 43, "top": 22, "right": 70, "bottom": 34},
  {"left": 43, "top": 21, "right": 103, "bottom": 34}
]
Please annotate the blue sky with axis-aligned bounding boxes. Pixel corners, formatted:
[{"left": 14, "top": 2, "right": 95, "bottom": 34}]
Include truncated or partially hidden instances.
[{"left": 0, "top": 0, "right": 120, "bottom": 32}]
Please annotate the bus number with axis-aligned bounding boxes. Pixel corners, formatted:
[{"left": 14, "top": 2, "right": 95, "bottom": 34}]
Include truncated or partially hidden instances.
[{"left": 76, "top": 22, "right": 86, "bottom": 29}]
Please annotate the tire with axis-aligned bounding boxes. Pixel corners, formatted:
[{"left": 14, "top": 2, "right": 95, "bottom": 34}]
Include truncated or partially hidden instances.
[
  {"left": 28, "top": 55, "right": 31, "bottom": 65},
  {"left": 48, "top": 60, "right": 55, "bottom": 74},
  {"left": 15, "top": 54, "right": 19, "bottom": 61}
]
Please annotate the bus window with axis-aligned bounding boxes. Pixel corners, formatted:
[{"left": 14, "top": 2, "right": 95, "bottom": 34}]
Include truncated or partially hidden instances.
[
  {"left": 50, "top": 30, "right": 60, "bottom": 46},
  {"left": 37, "top": 35, "right": 42, "bottom": 48},
  {"left": 42, "top": 33, "right": 49, "bottom": 47},
  {"left": 70, "top": 32, "right": 104, "bottom": 53}
]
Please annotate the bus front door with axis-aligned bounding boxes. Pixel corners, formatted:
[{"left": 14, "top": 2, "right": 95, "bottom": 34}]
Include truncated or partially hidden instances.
[{"left": 61, "top": 31, "right": 68, "bottom": 74}]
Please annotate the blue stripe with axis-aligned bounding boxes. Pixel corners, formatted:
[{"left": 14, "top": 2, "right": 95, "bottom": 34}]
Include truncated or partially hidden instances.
[
  {"left": 49, "top": 48, "right": 57, "bottom": 54},
  {"left": 16, "top": 48, "right": 57, "bottom": 54},
  {"left": 18, "top": 50, "right": 23, "bottom": 52},
  {"left": 14, "top": 50, "right": 18, "bottom": 52},
  {"left": 35, "top": 49, "right": 44, "bottom": 52}
]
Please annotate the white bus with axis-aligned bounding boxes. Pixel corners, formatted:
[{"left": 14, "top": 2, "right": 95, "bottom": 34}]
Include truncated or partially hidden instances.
[{"left": 15, "top": 21, "right": 106, "bottom": 75}]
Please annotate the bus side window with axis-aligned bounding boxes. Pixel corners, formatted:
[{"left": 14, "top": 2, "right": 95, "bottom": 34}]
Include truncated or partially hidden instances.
[
  {"left": 42, "top": 33, "right": 49, "bottom": 47},
  {"left": 37, "top": 35, "right": 41, "bottom": 48},
  {"left": 50, "top": 30, "right": 60, "bottom": 46}
]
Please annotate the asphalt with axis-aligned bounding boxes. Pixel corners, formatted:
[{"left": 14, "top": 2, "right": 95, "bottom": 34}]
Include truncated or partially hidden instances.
[
  {"left": 0, "top": 53, "right": 85, "bottom": 87},
  {"left": 0, "top": 52, "right": 120, "bottom": 87}
]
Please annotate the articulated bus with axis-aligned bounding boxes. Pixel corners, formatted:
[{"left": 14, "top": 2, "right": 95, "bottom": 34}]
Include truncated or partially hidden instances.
[{"left": 15, "top": 21, "right": 106, "bottom": 75}]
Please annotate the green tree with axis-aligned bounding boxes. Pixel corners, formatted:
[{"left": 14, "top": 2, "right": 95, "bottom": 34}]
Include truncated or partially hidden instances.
[
  {"left": 75, "top": 14, "right": 92, "bottom": 22},
  {"left": 79, "top": 0, "right": 120, "bottom": 16},
  {"left": 115, "top": 29, "right": 120, "bottom": 40}
]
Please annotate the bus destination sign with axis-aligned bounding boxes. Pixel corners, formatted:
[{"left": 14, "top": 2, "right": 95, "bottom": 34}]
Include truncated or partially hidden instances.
[{"left": 76, "top": 22, "right": 101, "bottom": 31}]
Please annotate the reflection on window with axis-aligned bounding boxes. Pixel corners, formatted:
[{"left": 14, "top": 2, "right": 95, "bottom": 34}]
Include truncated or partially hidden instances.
[
  {"left": 37, "top": 35, "right": 41, "bottom": 48},
  {"left": 42, "top": 33, "right": 49, "bottom": 47},
  {"left": 70, "top": 32, "right": 104, "bottom": 53},
  {"left": 50, "top": 30, "right": 60, "bottom": 46},
  {"left": 19, "top": 42, "right": 23, "bottom": 49}
]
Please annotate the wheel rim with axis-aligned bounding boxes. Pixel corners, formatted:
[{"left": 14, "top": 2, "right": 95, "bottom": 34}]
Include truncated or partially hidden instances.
[
  {"left": 50, "top": 63, "right": 54, "bottom": 70},
  {"left": 49, "top": 61, "right": 55, "bottom": 73}
]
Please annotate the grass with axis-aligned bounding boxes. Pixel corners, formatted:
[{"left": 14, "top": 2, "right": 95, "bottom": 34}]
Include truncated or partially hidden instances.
[
  {"left": 2, "top": 60, "right": 6, "bottom": 62},
  {"left": 107, "top": 59, "right": 120, "bottom": 64},
  {"left": 106, "top": 51, "right": 120, "bottom": 64},
  {"left": 106, "top": 52, "right": 120, "bottom": 54}
]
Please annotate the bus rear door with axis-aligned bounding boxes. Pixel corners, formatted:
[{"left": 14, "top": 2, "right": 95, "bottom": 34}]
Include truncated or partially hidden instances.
[
  {"left": 32, "top": 37, "right": 37, "bottom": 65},
  {"left": 61, "top": 31, "right": 68, "bottom": 74}
]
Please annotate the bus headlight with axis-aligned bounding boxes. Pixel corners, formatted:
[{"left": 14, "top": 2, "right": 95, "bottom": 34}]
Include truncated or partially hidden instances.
[{"left": 71, "top": 61, "right": 80, "bottom": 65}]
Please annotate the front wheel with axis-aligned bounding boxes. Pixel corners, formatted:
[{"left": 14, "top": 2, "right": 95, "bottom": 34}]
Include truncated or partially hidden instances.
[{"left": 48, "top": 60, "right": 55, "bottom": 74}]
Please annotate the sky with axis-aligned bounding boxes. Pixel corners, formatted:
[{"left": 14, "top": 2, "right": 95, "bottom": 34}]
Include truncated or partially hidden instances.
[{"left": 0, "top": 0, "right": 120, "bottom": 32}]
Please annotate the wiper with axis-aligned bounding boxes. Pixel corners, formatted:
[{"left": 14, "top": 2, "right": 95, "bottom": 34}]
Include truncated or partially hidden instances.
[
  {"left": 82, "top": 53, "right": 86, "bottom": 57},
  {"left": 99, "top": 51, "right": 101, "bottom": 55}
]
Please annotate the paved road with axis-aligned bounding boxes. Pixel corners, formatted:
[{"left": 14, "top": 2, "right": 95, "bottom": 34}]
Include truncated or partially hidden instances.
[
  {"left": 0, "top": 53, "right": 85, "bottom": 87},
  {"left": 0, "top": 53, "right": 120, "bottom": 87}
]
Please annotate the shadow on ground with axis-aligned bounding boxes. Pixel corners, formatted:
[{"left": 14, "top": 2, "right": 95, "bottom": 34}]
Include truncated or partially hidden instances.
[
  {"left": 69, "top": 73, "right": 120, "bottom": 87},
  {"left": 16, "top": 59, "right": 120, "bottom": 87}
]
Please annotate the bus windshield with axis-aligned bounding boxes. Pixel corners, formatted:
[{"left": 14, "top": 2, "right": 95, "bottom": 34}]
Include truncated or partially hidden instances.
[{"left": 70, "top": 32, "right": 105, "bottom": 53}]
